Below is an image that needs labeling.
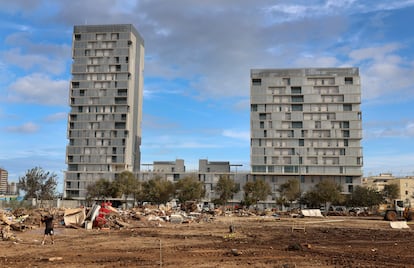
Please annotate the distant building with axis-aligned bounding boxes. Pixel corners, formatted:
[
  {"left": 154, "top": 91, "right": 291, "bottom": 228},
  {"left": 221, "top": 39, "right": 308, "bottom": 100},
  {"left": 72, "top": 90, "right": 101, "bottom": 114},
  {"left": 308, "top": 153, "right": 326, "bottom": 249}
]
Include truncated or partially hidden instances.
[
  {"left": 362, "top": 173, "right": 395, "bottom": 192},
  {"left": 153, "top": 159, "right": 185, "bottom": 173},
  {"left": 64, "top": 24, "right": 145, "bottom": 200},
  {"left": 0, "top": 168, "right": 8, "bottom": 194},
  {"left": 363, "top": 173, "right": 414, "bottom": 207},
  {"left": 138, "top": 159, "right": 249, "bottom": 205},
  {"left": 250, "top": 68, "right": 363, "bottom": 194},
  {"left": 199, "top": 159, "right": 230, "bottom": 173}
]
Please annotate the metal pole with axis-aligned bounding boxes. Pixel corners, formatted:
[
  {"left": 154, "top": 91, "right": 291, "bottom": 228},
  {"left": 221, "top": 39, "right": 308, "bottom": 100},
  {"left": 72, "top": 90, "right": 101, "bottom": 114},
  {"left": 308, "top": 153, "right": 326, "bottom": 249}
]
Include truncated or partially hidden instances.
[{"left": 297, "top": 152, "right": 301, "bottom": 209}]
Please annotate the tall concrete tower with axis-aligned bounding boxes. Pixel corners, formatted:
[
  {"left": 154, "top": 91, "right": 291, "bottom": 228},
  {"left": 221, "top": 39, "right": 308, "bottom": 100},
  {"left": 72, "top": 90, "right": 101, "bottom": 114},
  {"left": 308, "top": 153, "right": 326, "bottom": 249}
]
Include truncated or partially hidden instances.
[
  {"left": 250, "top": 68, "right": 362, "bottom": 193},
  {"left": 64, "top": 24, "right": 144, "bottom": 199}
]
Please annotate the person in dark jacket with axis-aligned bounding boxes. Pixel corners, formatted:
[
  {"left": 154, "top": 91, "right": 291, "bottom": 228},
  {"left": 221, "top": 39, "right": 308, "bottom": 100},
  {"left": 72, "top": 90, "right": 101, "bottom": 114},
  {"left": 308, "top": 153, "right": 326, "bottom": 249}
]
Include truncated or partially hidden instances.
[{"left": 41, "top": 215, "right": 54, "bottom": 245}]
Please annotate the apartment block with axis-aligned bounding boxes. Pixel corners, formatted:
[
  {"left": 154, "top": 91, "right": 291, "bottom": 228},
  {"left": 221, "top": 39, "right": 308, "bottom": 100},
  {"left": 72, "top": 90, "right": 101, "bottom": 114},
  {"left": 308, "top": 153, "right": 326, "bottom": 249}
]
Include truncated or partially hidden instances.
[
  {"left": 250, "top": 68, "right": 363, "bottom": 193},
  {"left": 64, "top": 24, "right": 144, "bottom": 199},
  {"left": 138, "top": 159, "right": 248, "bottom": 205},
  {"left": 0, "top": 168, "right": 8, "bottom": 194}
]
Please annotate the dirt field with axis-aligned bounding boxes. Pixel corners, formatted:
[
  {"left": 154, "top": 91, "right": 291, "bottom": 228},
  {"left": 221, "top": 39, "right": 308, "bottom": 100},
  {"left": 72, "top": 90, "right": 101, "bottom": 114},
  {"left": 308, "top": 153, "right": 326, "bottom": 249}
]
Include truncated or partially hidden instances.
[{"left": 1, "top": 215, "right": 414, "bottom": 268}]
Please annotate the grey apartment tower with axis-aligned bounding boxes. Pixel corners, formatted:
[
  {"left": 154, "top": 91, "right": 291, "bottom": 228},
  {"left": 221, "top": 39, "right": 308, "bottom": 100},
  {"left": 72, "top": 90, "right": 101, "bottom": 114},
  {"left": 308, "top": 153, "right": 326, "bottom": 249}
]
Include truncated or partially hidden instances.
[
  {"left": 64, "top": 24, "right": 144, "bottom": 199},
  {"left": 250, "top": 68, "right": 362, "bottom": 193}
]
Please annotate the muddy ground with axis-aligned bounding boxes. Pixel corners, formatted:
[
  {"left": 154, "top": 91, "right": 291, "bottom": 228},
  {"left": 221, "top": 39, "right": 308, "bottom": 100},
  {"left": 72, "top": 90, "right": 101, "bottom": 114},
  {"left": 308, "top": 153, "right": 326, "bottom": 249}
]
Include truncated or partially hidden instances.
[{"left": 1, "top": 216, "right": 414, "bottom": 268}]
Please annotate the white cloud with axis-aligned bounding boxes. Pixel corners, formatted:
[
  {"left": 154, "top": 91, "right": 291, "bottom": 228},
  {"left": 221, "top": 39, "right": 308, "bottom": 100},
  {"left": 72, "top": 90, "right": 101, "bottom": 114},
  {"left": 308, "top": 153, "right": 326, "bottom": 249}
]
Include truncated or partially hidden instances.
[
  {"left": 44, "top": 112, "right": 67, "bottom": 122},
  {"left": 346, "top": 43, "right": 414, "bottom": 100},
  {"left": 222, "top": 130, "right": 250, "bottom": 141},
  {"left": 7, "top": 73, "right": 68, "bottom": 105},
  {"left": 364, "top": 120, "right": 414, "bottom": 138},
  {"left": 364, "top": 152, "right": 414, "bottom": 177},
  {"left": 3, "top": 48, "right": 68, "bottom": 75},
  {"left": 6, "top": 122, "right": 39, "bottom": 133}
]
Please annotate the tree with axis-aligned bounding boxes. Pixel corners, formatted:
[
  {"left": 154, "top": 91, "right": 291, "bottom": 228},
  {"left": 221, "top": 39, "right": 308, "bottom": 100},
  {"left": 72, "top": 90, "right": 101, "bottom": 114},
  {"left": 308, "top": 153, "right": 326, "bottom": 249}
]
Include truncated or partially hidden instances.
[
  {"left": 18, "top": 167, "right": 58, "bottom": 201},
  {"left": 85, "top": 178, "right": 118, "bottom": 202},
  {"left": 243, "top": 179, "right": 271, "bottom": 207},
  {"left": 303, "top": 179, "right": 343, "bottom": 211},
  {"left": 175, "top": 175, "right": 205, "bottom": 203},
  {"left": 382, "top": 183, "right": 399, "bottom": 203},
  {"left": 278, "top": 179, "right": 300, "bottom": 207},
  {"left": 142, "top": 176, "right": 175, "bottom": 204},
  {"left": 346, "top": 186, "right": 383, "bottom": 208},
  {"left": 114, "top": 171, "right": 140, "bottom": 206},
  {"left": 215, "top": 175, "right": 238, "bottom": 207}
]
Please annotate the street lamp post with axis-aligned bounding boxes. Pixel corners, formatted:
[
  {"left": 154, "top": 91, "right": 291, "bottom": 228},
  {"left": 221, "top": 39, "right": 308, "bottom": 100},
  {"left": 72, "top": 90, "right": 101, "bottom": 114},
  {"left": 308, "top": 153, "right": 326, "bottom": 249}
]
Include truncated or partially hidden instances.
[{"left": 296, "top": 152, "right": 302, "bottom": 209}]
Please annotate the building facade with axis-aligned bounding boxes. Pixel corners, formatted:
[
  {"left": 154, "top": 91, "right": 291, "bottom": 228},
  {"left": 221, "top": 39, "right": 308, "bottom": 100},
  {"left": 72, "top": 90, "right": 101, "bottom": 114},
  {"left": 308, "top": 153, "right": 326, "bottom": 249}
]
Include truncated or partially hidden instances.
[
  {"left": 64, "top": 24, "right": 144, "bottom": 199},
  {"left": 138, "top": 159, "right": 249, "bottom": 205},
  {"left": 250, "top": 68, "right": 363, "bottom": 194},
  {"left": 0, "top": 168, "right": 8, "bottom": 194},
  {"left": 363, "top": 174, "right": 414, "bottom": 207}
]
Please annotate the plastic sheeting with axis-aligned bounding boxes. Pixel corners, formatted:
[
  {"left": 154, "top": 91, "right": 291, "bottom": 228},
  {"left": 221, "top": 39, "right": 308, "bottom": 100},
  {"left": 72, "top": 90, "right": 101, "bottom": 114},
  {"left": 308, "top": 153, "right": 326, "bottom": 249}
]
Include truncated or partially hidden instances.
[
  {"left": 390, "top": 221, "right": 410, "bottom": 229},
  {"left": 301, "top": 209, "right": 324, "bottom": 217}
]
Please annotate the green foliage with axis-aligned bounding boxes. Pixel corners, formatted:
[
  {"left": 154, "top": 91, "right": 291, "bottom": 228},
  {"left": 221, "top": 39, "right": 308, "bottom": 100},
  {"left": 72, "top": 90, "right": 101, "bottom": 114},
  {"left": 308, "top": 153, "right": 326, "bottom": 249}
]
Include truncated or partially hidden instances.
[
  {"left": 175, "top": 175, "right": 205, "bottom": 203},
  {"left": 85, "top": 178, "right": 118, "bottom": 201},
  {"left": 346, "top": 186, "right": 384, "bottom": 208},
  {"left": 303, "top": 179, "right": 343, "bottom": 207},
  {"left": 382, "top": 183, "right": 400, "bottom": 203},
  {"left": 18, "top": 167, "right": 58, "bottom": 200},
  {"left": 113, "top": 171, "right": 140, "bottom": 203},
  {"left": 143, "top": 176, "right": 175, "bottom": 204},
  {"left": 278, "top": 179, "right": 300, "bottom": 204},
  {"left": 215, "top": 175, "right": 238, "bottom": 206},
  {"left": 243, "top": 179, "right": 271, "bottom": 205}
]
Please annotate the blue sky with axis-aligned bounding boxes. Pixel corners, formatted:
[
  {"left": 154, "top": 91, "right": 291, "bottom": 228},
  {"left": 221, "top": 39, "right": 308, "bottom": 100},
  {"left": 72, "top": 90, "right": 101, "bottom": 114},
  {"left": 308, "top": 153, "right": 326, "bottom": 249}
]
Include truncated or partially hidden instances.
[{"left": 1, "top": 0, "right": 414, "bottom": 191}]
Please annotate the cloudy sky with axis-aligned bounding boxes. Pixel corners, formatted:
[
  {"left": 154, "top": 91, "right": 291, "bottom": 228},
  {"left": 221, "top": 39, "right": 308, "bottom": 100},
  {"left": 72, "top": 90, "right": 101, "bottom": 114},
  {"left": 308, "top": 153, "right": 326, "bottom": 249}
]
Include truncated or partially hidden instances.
[{"left": 1, "top": 0, "right": 414, "bottom": 191}]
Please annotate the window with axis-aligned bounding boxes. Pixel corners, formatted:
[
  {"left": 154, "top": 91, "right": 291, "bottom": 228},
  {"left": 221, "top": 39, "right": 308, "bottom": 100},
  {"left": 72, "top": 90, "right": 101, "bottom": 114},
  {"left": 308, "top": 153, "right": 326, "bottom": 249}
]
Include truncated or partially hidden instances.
[
  {"left": 251, "top": 104, "right": 257, "bottom": 112},
  {"left": 299, "top": 139, "right": 304, "bottom": 146},
  {"left": 292, "top": 121, "right": 303, "bottom": 128},
  {"left": 291, "top": 86, "right": 302, "bottom": 94},
  {"left": 344, "top": 139, "right": 348, "bottom": 147},
  {"left": 345, "top": 176, "right": 353, "bottom": 183},
  {"left": 260, "top": 121, "right": 264, "bottom": 129},
  {"left": 72, "top": 82, "right": 80, "bottom": 88},
  {"left": 74, "top": 34, "right": 81, "bottom": 40},
  {"left": 292, "top": 104, "right": 303, "bottom": 111},
  {"left": 252, "top": 78, "right": 262, "bottom": 86},
  {"left": 342, "top": 130, "right": 350, "bottom": 137},
  {"left": 115, "top": 122, "right": 126, "bottom": 129},
  {"left": 259, "top": 113, "right": 267, "bottom": 120},
  {"left": 284, "top": 166, "right": 297, "bottom": 173},
  {"left": 342, "top": 121, "right": 350, "bottom": 128},
  {"left": 343, "top": 104, "right": 352, "bottom": 111},
  {"left": 291, "top": 96, "right": 304, "bottom": 102},
  {"left": 345, "top": 77, "right": 353, "bottom": 84},
  {"left": 111, "top": 33, "right": 119, "bottom": 40},
  {"left": 118, "top": 89, "right": 127, "bottom": 96}
]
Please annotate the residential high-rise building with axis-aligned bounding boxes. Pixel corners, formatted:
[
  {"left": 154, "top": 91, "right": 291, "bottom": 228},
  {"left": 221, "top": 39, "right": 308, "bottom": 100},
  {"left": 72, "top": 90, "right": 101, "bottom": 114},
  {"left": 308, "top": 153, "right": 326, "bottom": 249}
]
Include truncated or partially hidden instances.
[
  {"left": 0, "top": 168, "right": 8, "bottom": 194},
  {"left": 64, "top": 24, "right": 144, "bottom": 199},
  {"left": 250, "top": 68, "right": 363, "bottom": 193}
]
